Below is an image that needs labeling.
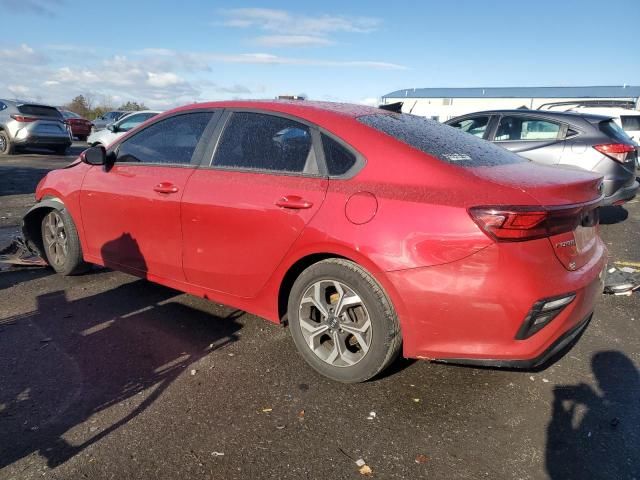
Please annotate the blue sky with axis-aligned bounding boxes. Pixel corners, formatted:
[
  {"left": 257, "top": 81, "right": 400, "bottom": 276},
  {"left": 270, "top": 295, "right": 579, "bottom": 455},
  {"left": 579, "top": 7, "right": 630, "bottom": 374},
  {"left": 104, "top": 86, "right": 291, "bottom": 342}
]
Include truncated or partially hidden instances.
[{"left": 0, "top": 0, "right": 638, "bottom": 108}]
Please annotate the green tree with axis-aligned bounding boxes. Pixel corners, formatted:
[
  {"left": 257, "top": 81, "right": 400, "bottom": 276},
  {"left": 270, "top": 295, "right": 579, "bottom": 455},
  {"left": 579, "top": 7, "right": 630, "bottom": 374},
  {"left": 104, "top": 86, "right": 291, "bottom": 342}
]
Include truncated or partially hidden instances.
[
  {"left": 118, "top": 101, "right": 148, "bottom": 111},
  {"left": 64, "top": 95, "right": 92, "bottom": 118}
]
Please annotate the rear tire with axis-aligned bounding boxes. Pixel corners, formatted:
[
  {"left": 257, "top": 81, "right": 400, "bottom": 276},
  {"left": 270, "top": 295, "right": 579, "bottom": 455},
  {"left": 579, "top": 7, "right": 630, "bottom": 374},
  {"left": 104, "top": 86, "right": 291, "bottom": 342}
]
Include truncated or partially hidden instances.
[
  {"left": 41, "top": 209, "right": 90, "bottom": 275},
  {"left": 53, "top": 145, "right": 69, "bottom": 155},
  {"left": 0, "top": 131, "right": 15, "bottom": 156},
  {"left": 287, "top": 258, "right": 402, "bottom": 383}
]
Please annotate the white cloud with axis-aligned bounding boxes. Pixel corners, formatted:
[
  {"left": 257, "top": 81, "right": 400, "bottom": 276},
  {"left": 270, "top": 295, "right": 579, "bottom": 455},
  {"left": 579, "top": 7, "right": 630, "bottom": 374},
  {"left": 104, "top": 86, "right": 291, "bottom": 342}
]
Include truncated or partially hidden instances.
[
  {"left": 147, "top": 72, "right": 183, "bottom": 88},
  {"left": 254, "top": 35, "right": 334, "bottom": 47},
  {"left": 220, "top": 8, "right": 380, "bottom": 47},
  {"left": 0, "top": 43, "right": 47, "bottom": 64},
  {"left": 8, "top": 85, "right": 30, "bottom": 95}
]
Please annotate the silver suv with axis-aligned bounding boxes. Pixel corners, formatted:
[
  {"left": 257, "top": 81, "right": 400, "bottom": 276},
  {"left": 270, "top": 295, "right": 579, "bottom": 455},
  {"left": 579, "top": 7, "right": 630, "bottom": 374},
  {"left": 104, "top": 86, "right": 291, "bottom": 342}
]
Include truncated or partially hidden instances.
[{"left": 0, "top": 99, "right": 72, "bottom": 155}]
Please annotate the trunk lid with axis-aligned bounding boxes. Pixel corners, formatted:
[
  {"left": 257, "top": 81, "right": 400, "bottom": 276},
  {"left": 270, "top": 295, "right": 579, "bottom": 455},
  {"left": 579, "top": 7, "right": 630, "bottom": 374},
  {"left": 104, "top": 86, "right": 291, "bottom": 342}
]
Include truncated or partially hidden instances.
[{"left": 467, "top": 162, "right": 603, "bottom": 271}]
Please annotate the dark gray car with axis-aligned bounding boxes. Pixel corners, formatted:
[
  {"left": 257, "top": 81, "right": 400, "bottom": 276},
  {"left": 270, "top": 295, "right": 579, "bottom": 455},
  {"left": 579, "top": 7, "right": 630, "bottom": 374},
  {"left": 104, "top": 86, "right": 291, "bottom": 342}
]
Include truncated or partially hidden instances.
[
  {"left": 91, "top": 110, "right": 132, "bottom": 132},
  {"left": 445, "top": 110, "right": 639, "bottom": 206},
  {"left": 0, "top": 99, "right": 72, "bottom": 155}
]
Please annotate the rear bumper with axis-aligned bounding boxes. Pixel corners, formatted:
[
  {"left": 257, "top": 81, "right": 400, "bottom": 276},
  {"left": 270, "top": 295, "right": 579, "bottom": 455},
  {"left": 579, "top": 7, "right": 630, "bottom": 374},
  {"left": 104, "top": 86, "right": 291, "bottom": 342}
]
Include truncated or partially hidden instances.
[
  {"left": 602, "top": 180, "right": 639, "bottom": 206},
  {"left": 14, "top": 135, "right": 71, "bottom": 147},
  {"left": 385, "top": 237, "right": 607, "bottom": 365},
  {"left": 434, "top": 313, "right": 592, "bottom": 369}
]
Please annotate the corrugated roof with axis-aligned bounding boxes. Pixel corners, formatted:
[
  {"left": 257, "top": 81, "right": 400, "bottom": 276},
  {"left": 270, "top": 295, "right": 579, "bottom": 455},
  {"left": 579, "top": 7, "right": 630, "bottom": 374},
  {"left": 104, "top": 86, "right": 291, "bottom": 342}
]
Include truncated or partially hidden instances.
[{"left": 382, "top": 86, "right": 640, "bottom": 99}]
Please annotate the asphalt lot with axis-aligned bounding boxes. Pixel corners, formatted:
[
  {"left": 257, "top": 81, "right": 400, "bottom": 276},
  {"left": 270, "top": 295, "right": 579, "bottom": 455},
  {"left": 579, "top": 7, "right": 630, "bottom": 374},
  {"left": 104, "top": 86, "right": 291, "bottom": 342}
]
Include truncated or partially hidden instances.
[{"left": 0, "top": 146, "right": 639, "bottom": 480}]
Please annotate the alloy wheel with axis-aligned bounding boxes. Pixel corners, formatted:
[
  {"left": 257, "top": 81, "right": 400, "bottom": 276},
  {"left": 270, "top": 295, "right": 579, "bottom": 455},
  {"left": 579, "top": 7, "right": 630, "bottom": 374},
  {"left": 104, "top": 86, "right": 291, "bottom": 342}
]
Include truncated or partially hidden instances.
[
  {"left": 298, "top": 279, "right": 372, "bottom": 367},
  {"left": 43, "top": 211, "right": 68, "bottom": 267}
]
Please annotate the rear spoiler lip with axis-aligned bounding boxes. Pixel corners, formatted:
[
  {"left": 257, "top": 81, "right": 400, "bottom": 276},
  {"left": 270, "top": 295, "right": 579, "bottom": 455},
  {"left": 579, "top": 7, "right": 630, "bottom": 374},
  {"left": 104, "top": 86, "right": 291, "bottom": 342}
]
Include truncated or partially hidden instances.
[{"left": 470, "top": 195, "right": 605, "bottom": 213}]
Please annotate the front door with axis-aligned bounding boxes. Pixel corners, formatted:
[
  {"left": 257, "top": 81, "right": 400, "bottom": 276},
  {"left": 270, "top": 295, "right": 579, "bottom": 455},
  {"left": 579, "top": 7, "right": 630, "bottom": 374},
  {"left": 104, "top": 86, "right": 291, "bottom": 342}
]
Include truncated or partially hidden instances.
[
  {"left": 181, "top": 111, "right": 328, "bottom": 297},
  {"left": 80, "top": 111, "right": 217, "bottom": 281}
]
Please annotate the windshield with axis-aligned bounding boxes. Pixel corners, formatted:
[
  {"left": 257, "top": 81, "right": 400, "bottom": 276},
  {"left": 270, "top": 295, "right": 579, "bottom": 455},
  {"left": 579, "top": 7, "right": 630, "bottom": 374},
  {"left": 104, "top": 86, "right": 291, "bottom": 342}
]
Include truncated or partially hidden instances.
[
  {"left": 62, "top": 111, "right": 81, "bottom": 119},
  {"left": 358, "top": 113, "right": 526, "bottom": 167}
]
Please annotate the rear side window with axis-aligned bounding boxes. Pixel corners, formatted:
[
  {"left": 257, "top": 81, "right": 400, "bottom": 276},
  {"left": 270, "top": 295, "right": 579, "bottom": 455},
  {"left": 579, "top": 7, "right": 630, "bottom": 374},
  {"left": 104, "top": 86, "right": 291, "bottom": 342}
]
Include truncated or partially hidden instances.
[
  {"left": 358, "top": 113, "right": 526, "bottom": 167},
  {"left": 599, "top": 120, "right": 633, "bottom": 143},
  {"left": 213, "top": 112, "right": 317, "bottom": 174},
  {"left": 322, "top": 134, "right": 357, "bottom": 176},
  {"left": 621, "top": 116, "right": 640, "bottom": 132},
  {"left": 17, "top": 104, "right": 62, "bottom": 118},
  {"left": 448, "top": 116, "right": 490, "bottom": 138},
  {"left": 495, "top": 116, "right": 560, "bottom": 141},
  {"left": 116, "top": 112, "right": 213, "bottom": 165}
]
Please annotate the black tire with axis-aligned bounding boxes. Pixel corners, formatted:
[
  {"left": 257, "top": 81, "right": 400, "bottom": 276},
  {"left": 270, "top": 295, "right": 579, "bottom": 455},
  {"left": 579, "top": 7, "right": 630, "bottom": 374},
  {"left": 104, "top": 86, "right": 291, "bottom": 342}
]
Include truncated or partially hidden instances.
[
  {"left": 288, "top": 258, "right": 402, "bottom": 383},
  {"left": 53, "top": 145, "right": 69, "bottom": 155},
  {"left": 41, "top": 208, "right": 90, "bottom": 275},
  {"left": 0, "top": 130, "right": 15, "bottom": 156}
]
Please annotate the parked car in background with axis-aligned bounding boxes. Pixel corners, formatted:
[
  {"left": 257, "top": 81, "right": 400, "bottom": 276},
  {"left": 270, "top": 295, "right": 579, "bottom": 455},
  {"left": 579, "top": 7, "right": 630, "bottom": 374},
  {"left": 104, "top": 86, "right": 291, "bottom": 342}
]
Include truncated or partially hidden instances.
[
  {"left": 60, "top": 110, "right": 93, "bottom": 141},
  {"left": 23, "top": 101, "right": 606, "bottom": 382},
  {"left": 91, "top": 110, "right": 132, "bottom": 131},
  {"left": 566, "top": 108, "right": 640, "bottom": 145},
  {"left": 0, "top": 99, "right": 72, "bottom": 155},
  {"left": 87, "top": 110, "right": 160, "bottom": 147},
  {"left": 446, "top": 110, "right": 639, "bottom": 206}
]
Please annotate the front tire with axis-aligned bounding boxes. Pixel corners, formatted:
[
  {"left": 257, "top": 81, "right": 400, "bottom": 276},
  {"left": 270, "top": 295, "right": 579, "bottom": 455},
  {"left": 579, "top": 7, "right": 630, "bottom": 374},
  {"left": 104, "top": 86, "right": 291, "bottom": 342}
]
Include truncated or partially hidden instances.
[
  {"left": 288, "top": 258, "right": 402, "bottom": 383},
  {"left": 41, "top": 209, "right": 89, "bottom": 275},
  {"left": 53, "top": 145, "right": 69, "bottom": 155}
]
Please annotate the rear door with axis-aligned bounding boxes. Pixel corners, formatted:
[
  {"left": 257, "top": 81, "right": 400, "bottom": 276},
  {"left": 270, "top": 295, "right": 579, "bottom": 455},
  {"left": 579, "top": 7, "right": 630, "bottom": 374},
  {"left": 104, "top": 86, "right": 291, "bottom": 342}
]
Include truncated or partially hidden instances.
[
  {"left": 80, "top": 111, "right": 219, "bottom": 280},
  {"left": 491, "top": 115, "right": 565, "bottom": 165},
  {"left": 181, "top": 110, "right": 328, "bottom": 297}
]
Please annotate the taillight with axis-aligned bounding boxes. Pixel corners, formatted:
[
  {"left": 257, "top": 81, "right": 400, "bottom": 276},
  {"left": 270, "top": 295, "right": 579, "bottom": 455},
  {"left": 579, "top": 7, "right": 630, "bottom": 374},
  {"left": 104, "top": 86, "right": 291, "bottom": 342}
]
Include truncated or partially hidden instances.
[
  {"left": 593, "top": 143, "right": 635, "bottom": 163},
  {"left": 10, "top": 114, "right": 37, "bottom": 123},
  {"left": 468, "top": 204, "right": 598, "bottom": 242}
]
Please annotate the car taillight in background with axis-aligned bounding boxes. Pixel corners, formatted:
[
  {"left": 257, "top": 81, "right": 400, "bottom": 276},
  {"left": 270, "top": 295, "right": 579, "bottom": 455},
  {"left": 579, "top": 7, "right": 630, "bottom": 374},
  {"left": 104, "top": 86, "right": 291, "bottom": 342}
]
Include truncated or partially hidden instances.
[
  {"left": 10, "top": 114, "right": 38, "bottom": 123},
  {"left": 593, "top": 143, "right": 636, "bottom": 163},
  {"left": 468, "top": 203, "right": 599, "bottom": 242}
]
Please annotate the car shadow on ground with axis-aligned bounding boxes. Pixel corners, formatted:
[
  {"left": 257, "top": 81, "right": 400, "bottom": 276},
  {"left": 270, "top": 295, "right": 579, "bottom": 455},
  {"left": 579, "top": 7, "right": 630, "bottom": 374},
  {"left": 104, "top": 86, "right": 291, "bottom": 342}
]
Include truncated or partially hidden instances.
[
  {"left": 599, "top": 205, "right": 629, "bottom": 225},
  {"left": 0, "top": 233, "right": 243, "bottom": 470},
  {"left": 545, "top": 351, "right": 640, "bottom": 479}
]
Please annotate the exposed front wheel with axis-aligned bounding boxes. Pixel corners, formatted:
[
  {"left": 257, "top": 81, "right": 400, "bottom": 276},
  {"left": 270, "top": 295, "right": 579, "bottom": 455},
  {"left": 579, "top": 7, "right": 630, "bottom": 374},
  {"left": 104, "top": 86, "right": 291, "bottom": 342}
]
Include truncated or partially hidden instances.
[
  {"left": 288, "top": 258, "right": 402, "bottom": 383},
  {"left": 41, "top": 209, "right": 89, "bottom": 275}
]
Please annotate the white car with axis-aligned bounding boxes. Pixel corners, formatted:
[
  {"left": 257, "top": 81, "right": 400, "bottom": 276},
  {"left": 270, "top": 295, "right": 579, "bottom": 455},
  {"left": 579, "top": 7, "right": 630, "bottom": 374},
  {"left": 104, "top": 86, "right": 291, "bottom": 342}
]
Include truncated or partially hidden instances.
[{"left": 87, "top": 110, "right": 161, "bottom": 147}]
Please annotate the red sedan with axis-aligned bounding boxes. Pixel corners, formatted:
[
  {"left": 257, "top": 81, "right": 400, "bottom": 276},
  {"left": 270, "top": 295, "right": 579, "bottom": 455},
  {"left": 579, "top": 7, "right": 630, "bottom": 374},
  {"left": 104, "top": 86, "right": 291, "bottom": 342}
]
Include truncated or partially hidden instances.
[
  {"left": 23, "top": 101, "right": 607, "bottom": 382},
  {"left": 60, "top": 110, "right": 93, "bottom": 141}
]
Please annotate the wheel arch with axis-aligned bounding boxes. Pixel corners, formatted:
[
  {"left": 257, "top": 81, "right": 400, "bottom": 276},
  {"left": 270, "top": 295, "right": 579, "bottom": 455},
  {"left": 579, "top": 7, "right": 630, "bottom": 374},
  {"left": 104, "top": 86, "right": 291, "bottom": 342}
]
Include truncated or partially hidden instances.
[{"left": 22, "top": 198, "right": 66, "bottom": 257}]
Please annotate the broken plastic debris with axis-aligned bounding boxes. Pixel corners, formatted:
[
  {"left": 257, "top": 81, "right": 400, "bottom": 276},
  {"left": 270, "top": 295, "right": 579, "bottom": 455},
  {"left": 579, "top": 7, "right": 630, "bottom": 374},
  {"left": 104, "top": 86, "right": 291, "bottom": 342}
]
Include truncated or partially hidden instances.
[
  {"left": 261, "top": 407, "right": 272, "bottom": 413},
  {"left": 211, "top": 452, "right": 224, "bottom": 457},
  {"left": 355, "top": 459, "right": 366, "bottom": 467},
  {"left": 367, "top": 411, "right": 376, "bottom": 420},
  {"left": 190, "top": 369, "right": 197, "bottom": 376},
  {"left": 603, "top": 266, "right": 640, "bottom": 295},
  {"left": 413, "top": 398, "right": 420, "bottom": 403},
  {"left": 0, "top": 236, "right": 46, "bottom": 268}
]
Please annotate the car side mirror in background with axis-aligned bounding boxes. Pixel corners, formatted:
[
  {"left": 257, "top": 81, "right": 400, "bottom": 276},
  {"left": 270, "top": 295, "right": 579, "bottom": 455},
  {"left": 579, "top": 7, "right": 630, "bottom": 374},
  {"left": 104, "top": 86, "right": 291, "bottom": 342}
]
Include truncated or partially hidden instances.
[
  {"left": 83, "top": 146, "right": 106, "bottom": 165},
  {"left": 107, "top": 123, "right": 118, "bottom": 133}
]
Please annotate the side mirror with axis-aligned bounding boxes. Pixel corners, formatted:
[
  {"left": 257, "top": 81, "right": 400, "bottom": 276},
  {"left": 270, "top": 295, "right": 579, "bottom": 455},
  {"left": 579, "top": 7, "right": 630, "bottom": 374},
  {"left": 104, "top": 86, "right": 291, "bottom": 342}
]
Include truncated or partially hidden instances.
[
  {"left": 82, "top": 146, "right": 106, "bottom": 165},
  {"left": 107, "top": 123, "right": 118, "bottom": 133}
]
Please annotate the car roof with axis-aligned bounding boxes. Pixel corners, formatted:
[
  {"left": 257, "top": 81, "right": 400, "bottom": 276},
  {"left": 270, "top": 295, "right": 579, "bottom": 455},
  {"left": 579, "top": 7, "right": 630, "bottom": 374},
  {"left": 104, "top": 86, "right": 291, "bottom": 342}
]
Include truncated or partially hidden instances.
[
  {"left": 448, "top": 109, "right": 612, "bottom": 122},
  {"left": 169, "top": 100, "right": 385, "bottom": 120},
  {"left": 568, "top": 107, "right": 640, "bottom": 117}
]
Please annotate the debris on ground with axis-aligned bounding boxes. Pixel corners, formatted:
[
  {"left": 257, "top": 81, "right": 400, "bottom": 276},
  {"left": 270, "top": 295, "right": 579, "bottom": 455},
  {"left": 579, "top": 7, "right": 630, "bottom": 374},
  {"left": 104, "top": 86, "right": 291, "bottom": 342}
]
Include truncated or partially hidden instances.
[
  {"left": 190, "top": 369, "right": 197, "bottom": 376},
  {"left": 261, "top": 407, "right": 272, "bottom": 413},
  {"left": 0, "top": 236, "right": 46, "bottom": 268},
  {"left": 297, "top": 409, "right": 305, "bottom": 420},
  {"left": 603, "top": 266, "right": 640, "bottom": 295},
  {"left": 211, "top": 452, "right": 225, "bottom": 457},
  {"left": 415, "top": 454, "right": 429, "bottom": 464},
  {"left": 358, "top": 464, "right": 373, "bottom": 476},
  {"left": 367, "top": 411, "right": 376, "bottom": 420}
]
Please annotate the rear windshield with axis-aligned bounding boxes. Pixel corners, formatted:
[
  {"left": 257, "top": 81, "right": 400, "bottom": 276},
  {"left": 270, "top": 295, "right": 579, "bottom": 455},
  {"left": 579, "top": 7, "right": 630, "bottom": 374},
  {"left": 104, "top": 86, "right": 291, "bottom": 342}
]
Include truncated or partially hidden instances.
[
  {"left": 17, "top": 104, "right": 62, "bottom": 119},
  {"left": 357, "top": 113, "right": 526, "bottom": 167},
  {"left": 621, "top": 115, "right": 640, "bottom": 132},
  {"left": 599, "top": 119, "right": 633, "bottom": 143}
]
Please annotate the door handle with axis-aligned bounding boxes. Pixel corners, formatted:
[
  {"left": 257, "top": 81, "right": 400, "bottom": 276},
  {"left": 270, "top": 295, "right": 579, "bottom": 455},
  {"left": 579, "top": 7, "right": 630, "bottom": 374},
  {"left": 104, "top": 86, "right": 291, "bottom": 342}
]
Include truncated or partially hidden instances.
[
  {"left": 154, "top": 182, "right": 179, "bottom": 194},
  {"left": 275, "top": 195, "right": 313, "bottom": 209}
]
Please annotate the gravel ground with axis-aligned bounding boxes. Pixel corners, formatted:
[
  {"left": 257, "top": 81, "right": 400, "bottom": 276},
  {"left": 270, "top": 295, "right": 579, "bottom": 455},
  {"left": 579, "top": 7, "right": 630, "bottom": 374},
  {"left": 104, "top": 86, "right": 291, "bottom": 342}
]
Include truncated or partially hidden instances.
[{"left": 0, "top": 149, "right": 638, "bottom": 480}]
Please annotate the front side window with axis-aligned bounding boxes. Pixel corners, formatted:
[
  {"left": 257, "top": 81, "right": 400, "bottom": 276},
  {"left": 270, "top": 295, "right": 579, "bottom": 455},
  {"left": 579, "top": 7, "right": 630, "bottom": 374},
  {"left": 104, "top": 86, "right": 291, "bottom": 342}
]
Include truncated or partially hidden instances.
[
  {"left": 495, "top": 116, "right": 560, "bottom": 141},
  {"left": 116, "top": 113, "right": 157, "bottom": 132},
  {"left": 213, "top": 112, "right": 316, "bottom": 174},
  {"left": 448, "top": 116, "right": 490, "bottom": 138},
  {"left": 116, "top": 112, "right": 213, "bottom": 165}
]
